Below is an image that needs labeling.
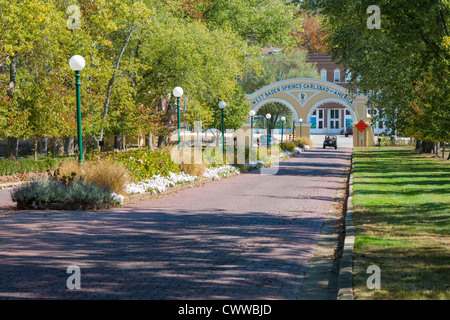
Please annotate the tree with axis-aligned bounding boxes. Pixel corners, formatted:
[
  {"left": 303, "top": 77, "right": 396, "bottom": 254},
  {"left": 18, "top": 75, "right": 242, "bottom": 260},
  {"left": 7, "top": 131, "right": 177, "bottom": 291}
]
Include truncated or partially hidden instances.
[
  {"left": 305, "top": 0, "right": 449, "bottom": 152},
  {"left": 241, "top": 50, "right": 319, "bottom": 131},
  {"left": 242, "top": 50, "right": 320, "bottom": 94},
  {"left": 166, "top": 0, "right": 302, "bottom": 47},
  {"left": 294, "top": 12, "right": 328, "bottom": 54},
  {"left": 133, "top": 10, "right": 248, "bottom": 146},
  {"left": 0, "top": 0, "right": 74, "bottom": 159}
]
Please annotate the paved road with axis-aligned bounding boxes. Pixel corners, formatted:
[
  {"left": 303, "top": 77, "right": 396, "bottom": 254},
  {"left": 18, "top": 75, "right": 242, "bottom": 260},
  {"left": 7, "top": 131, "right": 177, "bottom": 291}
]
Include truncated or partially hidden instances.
[
  {"left": 310, "top": 134, "right": 354, "bottom": 149},
  {"left": 0, "top": 188, "right": 15, "bottom": 211},
  {"left": 0, "top": 148, "right": 352, "bottom": 299}
]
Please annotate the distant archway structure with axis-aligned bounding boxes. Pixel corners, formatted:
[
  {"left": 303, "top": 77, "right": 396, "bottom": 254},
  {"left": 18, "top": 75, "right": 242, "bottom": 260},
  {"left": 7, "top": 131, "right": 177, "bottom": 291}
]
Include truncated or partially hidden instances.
[{"left": 236, "top": 78, "right": 374, "bottom": 147}]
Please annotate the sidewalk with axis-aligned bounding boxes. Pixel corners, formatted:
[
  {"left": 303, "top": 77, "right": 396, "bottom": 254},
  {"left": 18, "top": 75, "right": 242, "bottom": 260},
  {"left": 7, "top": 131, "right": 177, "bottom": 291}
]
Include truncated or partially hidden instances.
[{"left": 0, "top": 148, "right": 352, "bottom": 299}]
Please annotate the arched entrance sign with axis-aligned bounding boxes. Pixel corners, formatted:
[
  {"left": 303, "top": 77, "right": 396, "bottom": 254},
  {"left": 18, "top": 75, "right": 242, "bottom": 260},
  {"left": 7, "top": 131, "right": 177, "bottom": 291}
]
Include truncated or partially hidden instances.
[{"left": 238, "top": 78, "right": 374, "bottom": 146}]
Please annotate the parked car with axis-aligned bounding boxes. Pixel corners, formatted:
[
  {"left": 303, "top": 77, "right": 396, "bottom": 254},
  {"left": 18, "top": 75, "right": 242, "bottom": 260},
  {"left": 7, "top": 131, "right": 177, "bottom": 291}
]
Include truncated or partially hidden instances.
[
  {"left": 323, "top": 135, "right": 337, "bottom": 149},
  {"left": 258, "top": 134, "right": 278, "bottom": 147}
]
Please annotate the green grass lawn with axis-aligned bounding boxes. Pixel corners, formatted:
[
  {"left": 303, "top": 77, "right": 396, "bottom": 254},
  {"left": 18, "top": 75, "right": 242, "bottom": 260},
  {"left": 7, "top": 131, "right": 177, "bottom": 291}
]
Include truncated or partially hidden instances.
[{"left": 352, "top": 147, "right": 449, "bottom": 300}]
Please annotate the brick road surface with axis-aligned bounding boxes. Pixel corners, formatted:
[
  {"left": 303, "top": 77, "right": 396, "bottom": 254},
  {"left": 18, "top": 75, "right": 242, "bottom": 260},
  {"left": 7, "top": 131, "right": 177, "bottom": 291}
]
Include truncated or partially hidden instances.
[{"left": 0, "top": 148, "right": 351, "bottom": 299}]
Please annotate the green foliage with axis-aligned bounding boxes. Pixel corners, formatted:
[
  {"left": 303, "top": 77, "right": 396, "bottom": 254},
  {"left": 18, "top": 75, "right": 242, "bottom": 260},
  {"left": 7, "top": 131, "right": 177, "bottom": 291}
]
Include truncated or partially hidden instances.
[
  {"left": 280, "top": 141, "right": 296, "bottom": 152},
  {"left": 0, "top": 159, "right": 20, "bottom": 175},
  {"left": 0, "top": 0, "right": 305, "bottom": 147},
  {"left": 167, "top": 0, "right": 302, "bottom": 47},
  {"left": 0, "top": 157, "right": 58, "bottom": 176},
  {"left": 308, "top": 0, "right": 450, "bottom": 143},
  {"left": 11, "top": 179, "right": 116, "bottom": 209},
  {"left": 242, "top": 50, "right": 320, "bottom": 94},
  {"left": 109, "top": 148, "right": 179, "bottom": 181}
]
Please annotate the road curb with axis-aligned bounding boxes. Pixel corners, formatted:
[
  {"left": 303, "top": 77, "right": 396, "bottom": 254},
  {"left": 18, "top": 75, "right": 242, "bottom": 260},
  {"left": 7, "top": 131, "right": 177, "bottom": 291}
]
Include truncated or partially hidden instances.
[
  {"left": 297, "top": 154, "right": 351, "bottom": 300},
  {"left": 337, "top": 155, "right": 355, "bottom": 300}
]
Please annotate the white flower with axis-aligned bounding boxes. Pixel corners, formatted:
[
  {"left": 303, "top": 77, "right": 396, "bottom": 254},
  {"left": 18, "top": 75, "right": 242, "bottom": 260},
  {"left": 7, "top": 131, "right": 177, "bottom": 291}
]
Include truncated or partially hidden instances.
[
  {"left": 126, "top": 172, "right": 197, "bottom": 194},
  {"left": 203, "top": 165, "right": 240, "bottom": 180},
  {"left": 111, "top": 192, "right": 125, "bottom": 205}
]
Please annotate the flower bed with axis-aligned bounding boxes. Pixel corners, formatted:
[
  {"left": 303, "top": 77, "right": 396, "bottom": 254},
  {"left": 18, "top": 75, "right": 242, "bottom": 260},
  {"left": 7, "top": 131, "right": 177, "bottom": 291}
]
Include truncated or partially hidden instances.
[
  {"left": 203, "top": 165, "right": 240, "bottom": 180},
  {"left": 126, "top": 172, "right": 197, "bottom": 195}
]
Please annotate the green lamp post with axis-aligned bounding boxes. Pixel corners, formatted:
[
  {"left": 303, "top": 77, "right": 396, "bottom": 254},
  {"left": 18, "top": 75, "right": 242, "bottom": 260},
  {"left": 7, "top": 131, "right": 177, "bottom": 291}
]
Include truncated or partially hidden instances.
[
  {"left": 292, "top": 120, "right": 296, "bottom": 140},
  {"left": 249, "top": 110, "right": 256, "bottom": 148},
  {"left": 69, "top": 55, "right": 86, "bottom": 165},
  {"left": 281, "top": 116, "right": 286, "bottom": 144},
  {"left": 266, "top": 113, "right": 271, "bottom": 149},
  {"left": 219, "top": 101, "right": 227, "bottom": 155},
  {"left": 173, "top": 87, "right": 184, "bottom": 150}
]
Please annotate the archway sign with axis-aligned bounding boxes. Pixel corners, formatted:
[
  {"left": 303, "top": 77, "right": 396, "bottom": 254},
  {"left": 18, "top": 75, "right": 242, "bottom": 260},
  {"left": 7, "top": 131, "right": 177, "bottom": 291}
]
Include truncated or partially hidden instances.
[{"left": 236, "top": 78, "right": 374, "bottom": 148}]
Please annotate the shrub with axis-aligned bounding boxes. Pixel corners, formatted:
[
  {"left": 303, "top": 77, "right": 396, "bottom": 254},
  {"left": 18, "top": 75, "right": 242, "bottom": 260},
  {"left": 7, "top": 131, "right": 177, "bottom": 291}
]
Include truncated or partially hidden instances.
[
  {"left": 294, "top": 137, "right": 313, "bottom": 148},
  {"left": 0, "top": 159, "right": 19, "bottom": 175},
  {"left": 110, "top": 148, "right": 179, "bottom": 181},
  {"left": 11, "top": 179, "right": 117, "bottom": 209},
  {"left": 56, "top": 158, "right": 84, "bottom": 182},
  {"left": 0, "top": 157, "right": 59, "bottom": 176},
  {"left": 280, "top": 141, "right": 296, "bottom": 152}
]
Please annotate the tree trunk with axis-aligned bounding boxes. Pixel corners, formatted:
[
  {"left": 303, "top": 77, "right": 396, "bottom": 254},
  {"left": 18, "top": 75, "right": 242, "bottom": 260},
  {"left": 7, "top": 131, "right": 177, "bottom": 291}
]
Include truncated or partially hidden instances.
[
  {"left": 64, "top": 137, "right": 75, "bottom": 155},
  {"left": 421, "top": 141, "right": 434, "bottom": 153},
  {"left": 34, "top": 138, "right": 38, "bottom": 161},
  {"left": 55, "top": 137, "right": 64, "bottom": 156},
  {"left": 415, "top": 139, "right": 421, "bottom": 150},
  {"left": 6, "top": 137, "right": 19, "bottom": 159},
  {"left": 39, "top": 137, "right": 48, "bottom": 156},
  {"left": 114, "top": 133, "right": 123, "bottom": 150},
  {"left": 147, "top": 133, "right": 153, "bottom": 150},
  {"left": 6, "top": 56, "right": 18, "bottom": 160},
  {"left": 434, "top": 142, "right": 440, "bottom": 156},
  {"left": 157, "top": 135, "right": 167, "bottom": 148},
  {"left": 97, "top": 25, "right": 136, "bottom": 145},
  {"left": 442, "top": 142, "right": 445, "bottom": 159}
]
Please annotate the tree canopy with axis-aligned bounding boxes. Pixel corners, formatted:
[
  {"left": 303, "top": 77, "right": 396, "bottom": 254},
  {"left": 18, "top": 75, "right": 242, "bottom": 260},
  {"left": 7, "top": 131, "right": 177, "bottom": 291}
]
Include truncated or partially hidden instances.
[
  {"left": 0, "top": 0, "right": 307, "bottom": 153},
  {"left": 303, "top": 0, "right": 449, "bottom": 143}
]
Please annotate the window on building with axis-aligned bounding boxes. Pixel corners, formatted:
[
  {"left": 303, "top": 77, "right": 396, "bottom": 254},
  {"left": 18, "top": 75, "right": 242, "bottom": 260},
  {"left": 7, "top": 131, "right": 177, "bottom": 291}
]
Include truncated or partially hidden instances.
[
  {"left": 346, "top": 110, "right": 351, "bottom": 115},
  {"left": 345, "top": 70, "right": 351, "bottom": 83},
  {"left": 320, "top": 69, "right": 327, "bottom": 81},
  {"left": 334, "top": 69, "right": 340, "bottom": 83},
  {"left": 379, "top": 121, "right": 384, "bottom": 129},
  {"left": 312, "top": 110, "right": 317, "bottom": 115}
]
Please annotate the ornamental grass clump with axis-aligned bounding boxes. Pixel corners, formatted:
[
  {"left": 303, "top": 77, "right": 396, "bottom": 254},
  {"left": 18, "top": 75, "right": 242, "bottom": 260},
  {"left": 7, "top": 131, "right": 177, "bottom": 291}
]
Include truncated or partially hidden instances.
[
  {"left": 55, "top": 158, "right": 131, "bottom": 195},
  {"left": 294, "top": 137, "right": 313, "bottom": 148},
  {"left": 83, "top": 158, "right": 131, "bottom": 195},
  {"left": 177, "top": 148, "right": 207, "bottom": 177},
  {"left": 280, "top": 141, "right": 296, "bottom": 153}
]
